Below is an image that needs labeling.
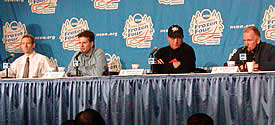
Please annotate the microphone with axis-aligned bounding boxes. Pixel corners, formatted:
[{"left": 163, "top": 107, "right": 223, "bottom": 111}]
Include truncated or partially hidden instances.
[
  {"left": 150, "top": 47, "right": 158, "bottom": 56},
  {"left": 73, "top": 52, "right": 81, "bottom": 67},
  {"left": 72, "top": 52, "right": 82, "bottom": 76},
  {"left": 239, "top": 45, "right": 248, "bottom": 61},
  {"left": 148, "top": 47, "right": 158, "bottom": 64},
  {"left": 3, "top": 54, "right": 15, "bottom": 62},
  {"left": 239, "top": 45, "right": 249, "bottom": 72},
  {"left": 74, "top": 52, "right": 82, "bottom": 60},
  {"left": 241, "top": 45, "right": 248, "bottom": 51},
  {"left": 148, "top": 47, "right": 158, "bottom": 74}
]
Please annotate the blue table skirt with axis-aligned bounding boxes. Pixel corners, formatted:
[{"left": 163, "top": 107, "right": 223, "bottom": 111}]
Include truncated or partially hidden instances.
[{"left": 0, "top": 73, "right": 274, "bottom": 125}]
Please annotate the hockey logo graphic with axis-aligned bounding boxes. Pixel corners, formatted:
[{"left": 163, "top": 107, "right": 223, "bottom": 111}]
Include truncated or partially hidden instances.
[
  {"left": 189, "top": 9, "right": 224, "bottom": 45},
  {"left": 261, "top": 5, "right": 275, "bottom": 41},
  {"left": 105, "top": 53, "right": 121, "bottom": 72},
  {"left": 59, "top": 17, "right": 89, "bottom": 51},
  {"left": 122, "top": 13, "right": 155, "bottom": 48},
  {"left": 91, "top": 0, "right": 120, "bottom": 10},
  {"left": 158, "top": 0, "right": 184, "bottom": 5},
  {"left": 2, "top": 21, "right": 27, "bottom": 53},
  {"left": 28, "top": 0, "right": 57, "bottom": 14}
]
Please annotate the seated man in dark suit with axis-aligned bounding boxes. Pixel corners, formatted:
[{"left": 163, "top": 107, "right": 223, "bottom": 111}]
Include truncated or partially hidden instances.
[{"left": 228, "top": 26, "right": 274, "bottom": 71}]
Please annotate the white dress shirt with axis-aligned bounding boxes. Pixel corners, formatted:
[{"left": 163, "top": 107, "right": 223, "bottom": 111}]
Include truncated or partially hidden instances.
[{"left": 0, "top": 51, "right": 52, "bottom": 78}]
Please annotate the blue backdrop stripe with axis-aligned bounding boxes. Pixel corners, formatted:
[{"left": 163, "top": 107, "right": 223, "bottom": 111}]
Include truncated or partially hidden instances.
[{"left": 0, "top": 1, "right": 274, "bottom": 70}]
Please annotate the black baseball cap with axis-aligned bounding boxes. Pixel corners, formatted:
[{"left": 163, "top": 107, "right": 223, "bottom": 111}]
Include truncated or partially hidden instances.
[{"left": 168, "top": 25, "right": 184, "bottom": 38}]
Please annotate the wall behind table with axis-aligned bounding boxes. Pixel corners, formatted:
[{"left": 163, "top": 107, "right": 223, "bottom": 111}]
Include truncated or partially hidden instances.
[{"left": 0, "top": 0, "right": 274, "bottom": 71}]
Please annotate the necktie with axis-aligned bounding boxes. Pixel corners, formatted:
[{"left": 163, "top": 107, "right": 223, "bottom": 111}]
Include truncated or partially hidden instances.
[{"left": 23, "top": 57, "right": 30, "bottom": 78}]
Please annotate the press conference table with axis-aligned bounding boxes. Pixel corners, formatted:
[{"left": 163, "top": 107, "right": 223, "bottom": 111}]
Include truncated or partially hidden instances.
[{"left": 0, "top": 72, "right": 274, "bottom": 125}]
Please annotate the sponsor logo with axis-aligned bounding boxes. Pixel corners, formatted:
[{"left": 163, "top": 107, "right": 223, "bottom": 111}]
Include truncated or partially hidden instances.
[
  {"left": 122, "top": 13, "right": 155, "bottom": 48},
  {"left": 105, "top": 53, "right": 121, "bottom": 72},
  {"left": 189, "top": 9, "right": 224, "bottom": 45},
  {"left": 261, "top": 5, "right": 275, "bottom": 41},
  {"left": 160, "top": 29, "right": 168, "bottom": 33},
  {"left": 239, "top": 53, "right": 246, "bottom": 61},
  {"left": 96, "top": 32, "right": 118, "bottom": 37},
  {"left": 2, "top": 21, "right": 27, "bottom": 53},
  {"left": 230, "top": 24, "right": 254, "bottom": 29},
  {"left": 28, "top": 0, "right": 57, "bottom": 14},
  {"left": 4, "top": 0, "right": 24, "bottom": 2},
  {"left": 59, "top": 17, "right": 89, "bottom": 51},
  {"left": 91, "top": 0, "right": 120, "bottom": 10},
  {"left": 3, "top": 63, "right": 10, "bottom": 69},
  {"left": 158, "top": 0, "right": 184, "bottom": 5},
  {"left": 35, "top": 35, "right": 56, "bottom": 40}
]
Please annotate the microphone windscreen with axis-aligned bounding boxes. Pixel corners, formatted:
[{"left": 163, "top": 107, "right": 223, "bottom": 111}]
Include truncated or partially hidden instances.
[{"left": 151, "top": 47, "right": 158, "bottom": 54}]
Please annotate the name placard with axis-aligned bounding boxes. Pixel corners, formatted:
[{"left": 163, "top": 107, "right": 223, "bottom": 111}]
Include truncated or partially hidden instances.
[
  {"left": 119, "top": 69, "right": 145, "bottom": 76},
  {"left": 42, "top": 72, "right": 66, "bottom": 78},
  {"left": 211, "top": 66, "right": 239, "bottom": 73}
]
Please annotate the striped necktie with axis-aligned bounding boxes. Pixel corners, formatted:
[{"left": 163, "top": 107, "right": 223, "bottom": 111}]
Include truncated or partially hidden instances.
[{"left": 23, "top": 57, "right": 30, "bottom": 78}]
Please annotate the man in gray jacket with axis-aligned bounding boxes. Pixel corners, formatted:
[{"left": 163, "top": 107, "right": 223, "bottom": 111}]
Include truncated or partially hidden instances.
[{"left": 66, "top": 30, "right": 108, "bottom": 76}]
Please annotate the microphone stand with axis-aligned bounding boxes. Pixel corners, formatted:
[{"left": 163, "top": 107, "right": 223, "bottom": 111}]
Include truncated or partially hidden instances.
[
  {"left": 240, "top": 47, "right": 247, "bottom": 72},
  {"left": 2, "top": 59, "right": 10, "bottom": 78},
  {"left": 76, "top": 64, "right": 79, "bottom": 76},
  {"left": 150, "top": 54, "right": 157, "bottom": 74},
  {"left": 73, "top": 52, "right": 82, "bottom": 77},
  {"left": 5, "top": 60, "right": 9, "bottom": 78},
  {"left": 74, "top": 58, "right": 80, "bottom": 77},
  {"left": 1, "top": 54, "right": 15, "bottom": 78}
]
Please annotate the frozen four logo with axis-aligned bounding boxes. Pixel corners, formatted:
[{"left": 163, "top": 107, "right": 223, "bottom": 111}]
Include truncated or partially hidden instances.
[
  {"left": 189, "top": 9, "right": 224, "bottom": 45},
  {"left": 105, "top": 53, "right": 122, "bottom": 72},
  {"left": 28, "top": 0, "right": 57, "bottom": 14},
  {"left": 2, "top": 21, "right": 27, "bottom": 53},
  {"left": 91, "top": 0, "right": 120, "bottom": 10},
  {"left": 59, "top": 17, "right": 89, "bottom": 51},
  {"left": 122, "top": 13, "right": 155, "bottom": 48},
  {"left": 158, "top": 0, "right": 184, "bottom": 5},
  {"left": 261, "top": 5, "right": 275, "bottom": 41}
]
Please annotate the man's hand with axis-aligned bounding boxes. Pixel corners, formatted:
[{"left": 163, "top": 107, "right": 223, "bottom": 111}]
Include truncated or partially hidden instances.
[
  {"left": 157, "top": 59, "right": 164, "bottom": 64},
  {"left": 172, "top": 61, "right": 181, "bottom": 69},
  {"left": 253, "top": 61, "right": 260, "bottom": 71},
  {"left": 238, "top": 64, "right": 245, "bottom": 72},
  {"left": 157, "top": 59, "right": 181, "bottom": 69}
]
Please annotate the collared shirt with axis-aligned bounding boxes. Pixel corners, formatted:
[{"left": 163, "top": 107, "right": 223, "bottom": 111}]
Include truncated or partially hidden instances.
[
  {"left": 0, "top": 51, "right": 52, "bottom": 78},
  {"left": 230, "top": 42, "right": 275, "bottom": 71},
  {"left": 66, "top": 48, "right": 108, "bottom": 76}
]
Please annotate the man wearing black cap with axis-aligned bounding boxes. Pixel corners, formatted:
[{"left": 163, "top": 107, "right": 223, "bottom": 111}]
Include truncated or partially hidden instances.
[{"left": 154, "top": 25, "right": 196, "bottom": 74}]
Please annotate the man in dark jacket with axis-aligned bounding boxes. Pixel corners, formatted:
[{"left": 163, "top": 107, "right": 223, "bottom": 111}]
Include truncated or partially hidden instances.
[
  {"left": 154, "top": 25, "right": 196, "bottom": 74},
  {"left": 229, "top": 26, "right": 274, "bottom": 71}
]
